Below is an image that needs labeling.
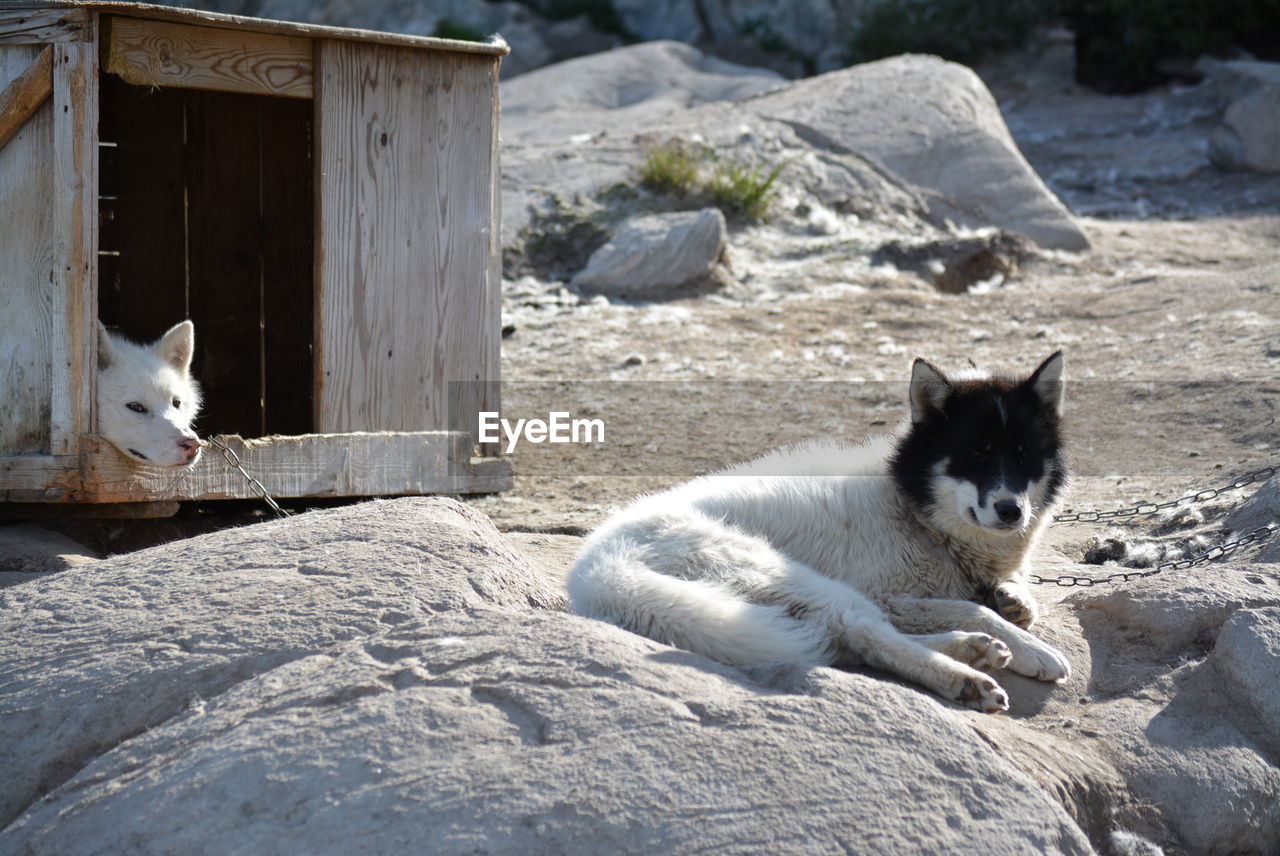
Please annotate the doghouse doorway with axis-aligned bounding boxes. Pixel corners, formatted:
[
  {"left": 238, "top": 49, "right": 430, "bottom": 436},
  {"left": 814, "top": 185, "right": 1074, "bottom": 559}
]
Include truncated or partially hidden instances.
[{"left": 97, "top": 75, "right": 315, "bottom": 440}]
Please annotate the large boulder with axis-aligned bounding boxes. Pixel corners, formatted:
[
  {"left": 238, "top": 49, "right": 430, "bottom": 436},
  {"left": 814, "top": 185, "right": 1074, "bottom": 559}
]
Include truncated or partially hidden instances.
[
  {"left": 502, "top": 45, "right": 1088, "bottom": 253},
  {"left": 0, "top": 498, "right": 562, "bottom": 829},
  {"left": 1208, "top": 61, "right": 1280, "bottom": 174},
  {"left": 4, "top": 498, "right": 1278, "bottom": 854},
  {"left": 733, "top": 54, "right": 1090, "bottom": 250}
]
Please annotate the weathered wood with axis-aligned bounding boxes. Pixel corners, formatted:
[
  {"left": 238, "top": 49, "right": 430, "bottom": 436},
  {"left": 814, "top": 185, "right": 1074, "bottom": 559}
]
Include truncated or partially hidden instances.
[
  {"left": 76, "top": 433, "right": 512, "bottom": 502},
  {"left": 0, "top": 7, "right": 91, "bottom": 44},
  {"left": 0, "top": 453, "right": 79, "bottom": 501},
  {"left": 315, "top": 42, "right": 502, "bottom": 436},
  {"left": 105, "top": 16, "right": 313, "bottom": 99},
  {"left": 49, "top": 39, "right": 97, "bottom": 456},
  {"left": 0, "top": 45, "right": 55, "bottom": 456},
  {"left": 0, "top": 46, "right": 52, "bottom": 153},
  {"left": 4, "top": 3, "right": 507, "bottom": 56}
]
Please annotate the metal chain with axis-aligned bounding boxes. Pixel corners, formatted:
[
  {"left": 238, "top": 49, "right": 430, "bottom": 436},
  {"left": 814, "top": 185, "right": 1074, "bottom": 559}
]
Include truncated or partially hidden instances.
[
  {"left": 206, "top": 436, "right": 290, "bottom": 519},
  {"left": 1051, "top": 465, "right": 1276, "bottom": 524},
  {"left": 1030, "top": 462, "right": 1278, "bottom": 586},
  {"left": 1029, "top": 524, "right": 1276, "bottom": 586}
]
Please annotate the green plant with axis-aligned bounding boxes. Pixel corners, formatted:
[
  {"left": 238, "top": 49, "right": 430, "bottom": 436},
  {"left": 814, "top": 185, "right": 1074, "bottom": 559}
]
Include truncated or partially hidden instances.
[
  {"left": 706, "top": 158, "right": 788, "bottom": 221},
  {"left": 639, "top": 142, "right": 704, "bottom": 197},
  {"left": 639, "top": 141, "right": 790, "bottom": 222}
]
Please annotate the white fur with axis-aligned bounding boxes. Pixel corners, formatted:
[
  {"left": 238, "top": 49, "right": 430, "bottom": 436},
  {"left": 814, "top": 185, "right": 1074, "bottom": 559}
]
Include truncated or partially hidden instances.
[
  {"left": 569, "top": 368, "right": 1071, "bottom": 713},
  {"left": 96, "top": 321, "right": 203, "bottom": 468}
]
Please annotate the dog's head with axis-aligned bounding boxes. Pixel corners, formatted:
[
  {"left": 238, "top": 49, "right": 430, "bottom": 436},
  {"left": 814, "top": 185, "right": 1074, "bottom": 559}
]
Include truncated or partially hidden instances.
[
  {"left": 891, "top": 352, "right": 1066, "bottom": 538},
  {"left": 96, "top": 320, "right": 203, "bottom": 468}
]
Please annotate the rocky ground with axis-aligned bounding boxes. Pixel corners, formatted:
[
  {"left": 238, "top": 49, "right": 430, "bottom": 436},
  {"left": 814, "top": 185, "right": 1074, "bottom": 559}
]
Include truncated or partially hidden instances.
[
  {"left": 3, "top": 35, "right": 1279, "bottom": 856},
  {"left": 470, "top": 44, "right": 1280, "bottom": 589}
]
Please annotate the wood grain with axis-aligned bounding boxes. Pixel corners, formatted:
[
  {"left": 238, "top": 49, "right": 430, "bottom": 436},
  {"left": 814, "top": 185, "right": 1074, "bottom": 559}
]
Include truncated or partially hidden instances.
[
  {"left": 50, "top": 39, "right": 97, "bottom": 455},
  {"left": 0, "top": 8, "right": 91, "bottom": 45},
  {"left": 3, "top": 3, "right": 505, "bottom": 56},
  {"left": 315, "top": 41, "right": 502, "bottom": 437},
  {"left": 0, "top": 46, "right": 52, "bottom": 153},
  {"left": 106, "top": 16, "right": 314, "bottom": 99},
  {"left": 0, "top": 45, "right": 55, "bottom": 456},
  {"left": 2, "top": 432, "right": 512, "bottom": 502}
]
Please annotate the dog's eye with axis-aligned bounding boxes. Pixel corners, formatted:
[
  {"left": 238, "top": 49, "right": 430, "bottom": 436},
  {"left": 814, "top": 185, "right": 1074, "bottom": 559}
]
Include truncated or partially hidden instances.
[
  {"left": 971, "top": 444, "right": 992, "bottom": 458},
  {"left": 126, "top": 402, "right": 147, "bottom": 414},
  {"left": 172, "top": 398, "right": 182, "bottom": 409}
]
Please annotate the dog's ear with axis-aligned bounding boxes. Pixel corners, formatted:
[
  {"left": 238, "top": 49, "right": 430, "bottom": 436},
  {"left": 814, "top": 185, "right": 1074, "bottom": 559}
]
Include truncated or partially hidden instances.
[
  {"left": 97, "top": 321, "right": 115, "bottom": 369},
  {"left": 155, "top": 320, "right": 196, "bottom": 375},
  {"left": 908, "top": 357, "right": 951, "bottom": 423},
  {"left": 1026, "top": 350, "right": 1065, "bottom": 414}
]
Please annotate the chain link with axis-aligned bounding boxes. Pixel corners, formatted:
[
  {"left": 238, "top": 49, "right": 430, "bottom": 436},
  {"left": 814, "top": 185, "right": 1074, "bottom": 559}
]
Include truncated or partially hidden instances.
[
  {"left": 1028, "top": 524, "right": 1276, "bottom": 586},
  {"left": 1031, "top": 463, "right": 1277, "bottom": 586},
  {"left": 206, "top": 436, "right": 290, "bottom": 519},
  {"left": 1051, "top": 465, "right": 1276, "bottom": 524}
]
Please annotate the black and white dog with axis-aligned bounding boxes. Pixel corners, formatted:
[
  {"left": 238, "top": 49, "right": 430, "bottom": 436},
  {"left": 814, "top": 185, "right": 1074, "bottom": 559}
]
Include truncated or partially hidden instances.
[{"left": 569, "top": 353, "right": 1071, "bottom": 712}]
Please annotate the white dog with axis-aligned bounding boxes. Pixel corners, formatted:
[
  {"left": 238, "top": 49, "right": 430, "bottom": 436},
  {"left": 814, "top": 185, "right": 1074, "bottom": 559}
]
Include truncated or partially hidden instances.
[
  {"left": 96, "top": 321, "right": 202, "bottom": 468},
  {"left": 569, "top": 353, "right": 1072, "bottom": 712}
]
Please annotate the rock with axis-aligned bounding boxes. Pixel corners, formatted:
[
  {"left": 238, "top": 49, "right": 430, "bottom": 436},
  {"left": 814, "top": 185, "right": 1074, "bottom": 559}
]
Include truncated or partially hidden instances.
[
  {"left": 1226, "top": 475, "right": 1280, "bottom": 532},
  {"left": 1209, "top": 606, "right": 1280, "bottom": 744},
  {"left": 0, "top": 498, "right": 563, "bottom": 829},
  {"left": 1067, "top": 568, "right": 1280, "bottom": 853},
  {"left": 1224, "top": 477, "right": 1280, "bottom": 562},
  {"left": 0, "top": 524, "right": 98, "bottom": 587},
  {"left": 737, "top": 54, "right": 1090, "bottom": 250},
  {"left": 2, "top": 609, "right": 1093, "bottom": 855},
  {"left": 1207, "top": 61, "right": 1280, "bottom": 174},
  {"left": 870, "top": 231, "right": 1036, "bottom": 293},
  {"left": 570, "top": 208, "right": 730, "bottom": 298},
  {"left": 501, "top": 41, "right": 786, "bottom": 145},
  {"left": 612, "top": 0, "right": 704, "bottom": 43},
  {"left": 2, "top": 500, "right": 1280, "bottom": 853},
  {"left": 502, "top": 46, "right": 1087, "bottom": 256}
]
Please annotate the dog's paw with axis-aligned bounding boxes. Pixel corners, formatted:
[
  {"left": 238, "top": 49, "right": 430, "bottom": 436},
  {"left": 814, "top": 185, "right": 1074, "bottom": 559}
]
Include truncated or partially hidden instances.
[
  {"left": 991, "top": 584, "right": 1039, "bottom": 629},
  {"left": 931, "top": 631, "right": 1012, "bottom": 672},
  {"left": 957, "top": 673, "right": 1009, "bottom": 713},
  {"left": 1006, "top": 637, "right": 1071, "bottom": 683}
]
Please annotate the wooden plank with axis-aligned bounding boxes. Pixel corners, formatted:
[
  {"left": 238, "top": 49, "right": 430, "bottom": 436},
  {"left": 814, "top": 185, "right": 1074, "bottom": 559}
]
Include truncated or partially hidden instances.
[
  {"left": 105, "top": 16, "right": 314, "bottom": 99},
  {"left": 0, "top": 46, "right": 52, "bottom": 153},
  {"left": 315, "top": 42, "right": 502, "bottom": 438},
  {"left": 0, "top": 45, "right": 55, "bottom": 456},
  {"left": 77, "top": 432, "right": 512, "bottom": 501},
  {"left": 0, "top": 453, "right": 79, "bottom": 501},
  {"left": 49, "top": 39, "right": 97, "bottom": 455},
  {"left": 2, "top": 432, "right": 512, "bottom": 502},
  {"left": 0, "top": 8, "right": 90, "bottom": 44},
  {"left": 4, "top": 3, "right": 507, "bottom": 56}
]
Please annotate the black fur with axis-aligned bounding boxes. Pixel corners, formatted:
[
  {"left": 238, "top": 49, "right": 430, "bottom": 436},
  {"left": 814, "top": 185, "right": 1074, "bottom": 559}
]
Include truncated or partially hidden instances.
[{"left": 889, "top": 365, "right": 1067, "bottom": 516}]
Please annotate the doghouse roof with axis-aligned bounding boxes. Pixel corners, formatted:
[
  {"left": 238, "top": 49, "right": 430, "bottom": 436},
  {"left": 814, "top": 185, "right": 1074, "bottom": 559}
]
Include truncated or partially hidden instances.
[{"left": 3, "top": 1, "right": 512, "bottom": 56}]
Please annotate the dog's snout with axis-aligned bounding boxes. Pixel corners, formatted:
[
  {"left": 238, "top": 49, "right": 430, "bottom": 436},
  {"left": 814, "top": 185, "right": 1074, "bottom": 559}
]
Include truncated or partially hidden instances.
[
  {"left": 993, "top": 499, "right": 1021, "bottom": 524},
  {"left": 177, "top": 438, "right": 201, "bottom": 458}
]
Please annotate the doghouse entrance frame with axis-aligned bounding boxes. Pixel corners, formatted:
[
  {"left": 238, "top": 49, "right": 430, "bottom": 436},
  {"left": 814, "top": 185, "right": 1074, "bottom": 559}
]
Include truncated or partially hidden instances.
[{"left": 0, "top": 2, "right": 511, "bottom": 509}]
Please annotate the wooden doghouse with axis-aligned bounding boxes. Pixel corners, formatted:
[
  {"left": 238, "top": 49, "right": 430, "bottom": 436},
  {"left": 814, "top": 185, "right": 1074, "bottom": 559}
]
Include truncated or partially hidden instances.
[{"left": 0, "top": 2, "right": 511, "bottom": 513}]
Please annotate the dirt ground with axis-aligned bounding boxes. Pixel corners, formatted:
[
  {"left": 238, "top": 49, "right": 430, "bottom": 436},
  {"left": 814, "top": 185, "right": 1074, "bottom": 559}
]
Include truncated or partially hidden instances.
[{"left": 468, "top": 64, "right": 1280, "bottom": 578}]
